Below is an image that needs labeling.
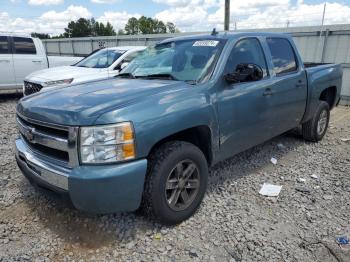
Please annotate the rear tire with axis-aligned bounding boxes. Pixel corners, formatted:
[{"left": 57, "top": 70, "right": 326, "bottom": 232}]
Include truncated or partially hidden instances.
[
  {"left": 142, "top": 141, "right": 208, "bottom": 225},
  {"left": 302, "top": 101, "right": 330, "bottom": 142}
]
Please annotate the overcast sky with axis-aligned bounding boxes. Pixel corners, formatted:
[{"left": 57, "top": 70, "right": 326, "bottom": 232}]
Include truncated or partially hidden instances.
[{"left": 1, "top": 0, "right": 350, "bottom": 35}]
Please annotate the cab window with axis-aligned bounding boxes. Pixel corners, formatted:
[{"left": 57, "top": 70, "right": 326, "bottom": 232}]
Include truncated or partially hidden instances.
[
  {"left": 226, "top": 38, "right": 268, "bottom": 78},
  {"left": 13, "top": 37, "right": 36, "bottom": 55},
  {"left": 266, "top": 38, "right": 298, "bottom": 75},
  {"left": 0, "top": 36, "right": 9, "bottom": 54}
]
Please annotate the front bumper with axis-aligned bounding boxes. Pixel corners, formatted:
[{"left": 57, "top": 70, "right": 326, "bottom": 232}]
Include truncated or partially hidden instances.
[{"left": 15, "top": 138, "right": 147, "bottom": 213}]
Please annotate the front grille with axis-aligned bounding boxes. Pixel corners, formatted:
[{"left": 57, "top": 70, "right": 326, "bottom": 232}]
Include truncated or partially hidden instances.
[
  {"left": 19, "top": 116, "right": 68, "bottom": 139},
  {"left": 16, "top": 114, "right": 78, "bottom": 167},
  {"left": 22, "top": 135, "right": 69, "bottom": 162},
  {"left": 24, "top": 81, "right": 43, "bottom": 96}
]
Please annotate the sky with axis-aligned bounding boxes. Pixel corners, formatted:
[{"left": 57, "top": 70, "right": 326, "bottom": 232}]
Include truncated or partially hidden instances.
[{"left": 1, "top": 0, "right": 350, "bottom": 35}]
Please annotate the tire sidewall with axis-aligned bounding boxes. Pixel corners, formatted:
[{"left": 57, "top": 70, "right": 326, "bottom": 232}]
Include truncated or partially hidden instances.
[
  {"left": 314, "top": 102, "right": 330, "bottom": 141},
  {"left": 151, "top": 143, "right": 208, "bottom": 224}
]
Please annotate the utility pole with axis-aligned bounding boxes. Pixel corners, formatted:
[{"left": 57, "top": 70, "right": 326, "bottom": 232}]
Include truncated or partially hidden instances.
[
  {"left": 320, "top": 3, "right": 326, "bottom": 39},
  {"left": 224, "top": 0, "right": 230, "bottom": 31},
  {"left": 321, "top": 3, "right": 326, "bottom": 28},
  {"left": 286, "top": 20, "right": 290, "bottom": 28}
]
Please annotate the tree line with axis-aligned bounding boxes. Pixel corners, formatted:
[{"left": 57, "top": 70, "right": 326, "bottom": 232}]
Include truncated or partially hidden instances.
[{"left": 31, "top": 16, "right": 178, "bottom": 39}]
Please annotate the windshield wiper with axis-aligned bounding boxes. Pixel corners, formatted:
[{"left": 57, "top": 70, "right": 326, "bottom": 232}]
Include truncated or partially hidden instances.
[
  {"left": 139, "top": 73, "right": 179, "bottom": 81},
  {"left": 117, "top": 72, "right": 136, "bottom": 79}
]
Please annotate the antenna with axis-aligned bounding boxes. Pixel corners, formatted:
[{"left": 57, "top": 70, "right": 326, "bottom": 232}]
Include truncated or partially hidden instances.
[{"left": 211, "top": 28, "right": 218, "bottom": 36}]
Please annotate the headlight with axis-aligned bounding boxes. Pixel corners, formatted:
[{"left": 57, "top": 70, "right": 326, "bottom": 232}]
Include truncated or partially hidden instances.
[
  {"left": 80, "top": 122, "right": 135, "bottom": 164},
  {"left": 45, "top": 78, "right": 73, "bottom": 86}
]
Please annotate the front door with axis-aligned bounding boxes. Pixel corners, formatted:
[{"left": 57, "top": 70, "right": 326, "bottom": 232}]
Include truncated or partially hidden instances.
[
  {"left": 0, "top": 36, "right": 15, "bottom": 89},
  {"left": 217, "top": 37, "right": 274, "bottom": 160}
]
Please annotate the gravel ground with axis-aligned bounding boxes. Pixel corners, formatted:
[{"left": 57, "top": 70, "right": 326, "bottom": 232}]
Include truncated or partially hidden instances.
[{"left": 0, "top": 93, "right": 349, "bottom": 262}]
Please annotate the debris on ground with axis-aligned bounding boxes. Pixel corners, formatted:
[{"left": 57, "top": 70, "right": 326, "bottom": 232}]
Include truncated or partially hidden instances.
[
  {"left": 277, "top": 143, "right": 286, "bottom": 150},
  {"left": 259, "top": 183, "right": 282, "bottom": 197},
  {"left": 295, "top": 186, "right": 312, "bottom": 194},
  {"left": 340, "top": 138, "right": 350, "bottom": 142},
  {"left": 297, "top": 177, "right": 306, "bottom": 183},
  {"left": 310, "top": 174, "right": 319, "bottom": 179},
  {"left": 270, "top": 157, "right": 278, "bottom": 165},
  {"left": 323, "top": 195, "right": 334, "bottom": 200},
  {"left": 336, "top": 236, "right": 349, "bottom": 246}
]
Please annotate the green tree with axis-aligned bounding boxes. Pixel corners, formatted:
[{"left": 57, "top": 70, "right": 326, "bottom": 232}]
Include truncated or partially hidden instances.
[
  {"left": 63, "top": 18, "right": 91, "bottom": 37},
  {"left": 125, "top": 17, "right": 139, "bottom": 35},
  {"left": 166, "top": 22, "right": 177, "bottom": 33},
  {"left": 59, "top": 18, "right": 117, "bottom": 38},
  {"left": 124, "top": 16, "right": 178, "bottom": 35},
  {"left": 138, "top": 16, "right": 155, "bottom": 34},
  {"left": 105, "top": 22, "right": 116, "bottom": 36},
  {"left": 154, "top": 20, "right": 166, "bottom": 34},
  {"left": 31, "top": 32, "right": 50, "bottom": 39}
]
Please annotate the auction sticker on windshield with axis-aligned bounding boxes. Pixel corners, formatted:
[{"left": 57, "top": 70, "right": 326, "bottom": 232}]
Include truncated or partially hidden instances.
[{"left": 193, "top": 40, "right": 219, "bottom": 47}]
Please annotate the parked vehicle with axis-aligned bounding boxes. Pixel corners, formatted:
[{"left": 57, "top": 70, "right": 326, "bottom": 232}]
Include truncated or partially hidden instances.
[
  {"left": 15, "top": 32, "right": 342, "bottom": 225},
  {"left": 0, "top": 33, "right": 83, "bottom": 91},
  {"left": 23, "top": 46, "right": 146, "bottom": 96}
]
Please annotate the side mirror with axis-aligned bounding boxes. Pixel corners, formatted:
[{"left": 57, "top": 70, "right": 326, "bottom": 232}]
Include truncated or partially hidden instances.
[{"left": 225, "top": 63, "right": 263, "bottom": 84}]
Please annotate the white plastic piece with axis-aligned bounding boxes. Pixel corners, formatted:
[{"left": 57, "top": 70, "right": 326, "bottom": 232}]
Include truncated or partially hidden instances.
[
  {"left": 270, "top": 157, "right": 278, "bottom": 165},
  {"left": 310, "top": 174, "right": 318, "bottom": 179},
  {"left": 259, "top": 183, "right": 282, "bottom": 197},
  {"left": 297, "top": 178, "right": 306, "bottom": 183}
]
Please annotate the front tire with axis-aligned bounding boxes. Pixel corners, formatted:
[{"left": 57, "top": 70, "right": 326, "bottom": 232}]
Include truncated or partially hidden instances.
[
  {"left": 142, "top": 141, "right": 208, "bottom": 225},
  {"left": 302, "top": 101, "right": 330, "bottom": 142}
]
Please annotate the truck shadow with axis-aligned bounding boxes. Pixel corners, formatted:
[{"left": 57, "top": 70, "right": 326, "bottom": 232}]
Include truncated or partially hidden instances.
[
  {"left": 18, "top": 131, "right": 305, "bottom": 251},
  {"left": 0, "top": 92, "right": 22, "bottom": 101}
]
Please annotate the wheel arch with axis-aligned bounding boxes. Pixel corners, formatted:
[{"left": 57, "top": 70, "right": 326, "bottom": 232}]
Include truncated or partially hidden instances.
[
  {"left": 319, "top": 86, "right": 337, "bottom": 109},
  {"left": 147, "top": 125, "right": 214, "bottom": 166}
]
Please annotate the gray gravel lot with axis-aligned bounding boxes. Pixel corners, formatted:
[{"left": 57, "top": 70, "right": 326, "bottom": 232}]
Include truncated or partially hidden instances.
[{"left": 0, "top": 94, "right": 349, "bottom": 262}]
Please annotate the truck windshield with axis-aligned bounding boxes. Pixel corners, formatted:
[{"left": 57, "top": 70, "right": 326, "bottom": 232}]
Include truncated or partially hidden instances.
[
  {"left": 121, "top": 39, "right": 225, "bottom": 83},
  {"left": 75, "top": 49, "right": 124, "bottom": 69}
]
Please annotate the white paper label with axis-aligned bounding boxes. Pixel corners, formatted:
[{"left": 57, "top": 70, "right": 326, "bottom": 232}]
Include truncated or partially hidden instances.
[{"left": 193, "top": 40, "right": 219, "bottom": 47}]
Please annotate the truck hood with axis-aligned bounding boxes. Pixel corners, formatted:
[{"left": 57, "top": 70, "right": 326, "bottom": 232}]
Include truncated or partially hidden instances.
[
  {"left": 17, "top": 78, "right": 188, "bottom": 126},
  {"left": 26, "top": 66, "right": 105, "bottom": 82}
]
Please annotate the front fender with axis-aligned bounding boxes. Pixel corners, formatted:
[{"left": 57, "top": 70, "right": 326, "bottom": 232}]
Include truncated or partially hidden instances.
[{"left": 94, "top": 85, "right": 219, "bottom": 161}]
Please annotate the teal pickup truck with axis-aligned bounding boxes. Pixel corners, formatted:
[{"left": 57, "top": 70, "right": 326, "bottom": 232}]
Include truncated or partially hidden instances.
[{"left": 15, "top": 32, "right": 342, "bottom": 225}]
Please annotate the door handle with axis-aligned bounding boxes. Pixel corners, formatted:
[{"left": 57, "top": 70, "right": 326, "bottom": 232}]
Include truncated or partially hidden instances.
[
  {"left": 263, "top": 88, "right": 274, "bottom": 96},
  {"left": 32, "top": 60, "right": 42, "bottom": 63}
]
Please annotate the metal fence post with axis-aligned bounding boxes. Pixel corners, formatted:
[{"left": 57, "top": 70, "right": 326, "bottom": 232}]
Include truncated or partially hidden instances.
[
  {"left": 71, "top": 40, "right": 75, "bottom": 56},
  {"left": 321, "top": 29, "right": 330, "bottom": 63},
  {"left": 58, "top": 40, "right": 61, "bottom": 56}
]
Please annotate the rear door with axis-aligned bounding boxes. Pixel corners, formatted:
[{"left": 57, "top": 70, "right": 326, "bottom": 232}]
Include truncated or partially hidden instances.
[
  {"left": 12, "top": 37, "right": 46, "bottom": 86},
  {"left": 264, "top": 37, "right": 307, "bottom": 136},
  {"left": 0, "top": 36, "right": 15, "bottom": 89}
]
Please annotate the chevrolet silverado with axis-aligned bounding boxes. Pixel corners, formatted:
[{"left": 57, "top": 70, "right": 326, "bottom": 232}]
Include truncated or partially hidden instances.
[{"left": 15, "top": 32, "right": 342, "bottom": 225}]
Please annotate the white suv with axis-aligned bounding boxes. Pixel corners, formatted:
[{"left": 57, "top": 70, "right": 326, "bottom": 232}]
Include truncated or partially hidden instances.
[{"left": 24, "top": 46, "right": 146, "bottom": 96}]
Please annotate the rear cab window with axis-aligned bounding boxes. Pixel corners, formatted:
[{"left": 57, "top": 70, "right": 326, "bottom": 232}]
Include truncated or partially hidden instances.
[
  {"left": 0, "top": 36, "right": 9, "bottom": 54},
  {"left": 13, "top": 37, "right": 36, "bottom": 55},
  {"left": 266, "top": 37, "right": 298, "bottom": 76}
]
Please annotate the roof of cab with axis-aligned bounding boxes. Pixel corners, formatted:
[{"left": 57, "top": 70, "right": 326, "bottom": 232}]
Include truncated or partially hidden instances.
[{"left": 159, "top": 31, "right": 291, "bottom": 44}]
